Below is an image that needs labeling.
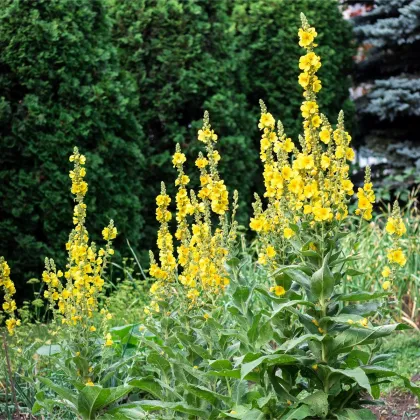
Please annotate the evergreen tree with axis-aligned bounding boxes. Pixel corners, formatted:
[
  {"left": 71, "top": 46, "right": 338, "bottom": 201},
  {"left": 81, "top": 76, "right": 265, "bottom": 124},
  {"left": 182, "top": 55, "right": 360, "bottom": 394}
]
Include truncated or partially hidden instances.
[
  {"left": 0, "top": 0, "right": 146, "bottom": 293},
  {"left": 109, "top": 0, "right": 258, "bottom": 241},
  {"left": 352, "top": 0, "right": 420, "bottom": 199}
]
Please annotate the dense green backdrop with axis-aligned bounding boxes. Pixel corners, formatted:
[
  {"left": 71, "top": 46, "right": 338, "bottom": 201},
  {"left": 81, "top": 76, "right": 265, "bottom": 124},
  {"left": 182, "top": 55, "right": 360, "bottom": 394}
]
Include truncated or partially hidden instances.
[
  {"left": 0, "top": 0, "right": 146, "bottom": 292},
  {"left": 0, "top": 0, "right": 354, "bottom": 295}
]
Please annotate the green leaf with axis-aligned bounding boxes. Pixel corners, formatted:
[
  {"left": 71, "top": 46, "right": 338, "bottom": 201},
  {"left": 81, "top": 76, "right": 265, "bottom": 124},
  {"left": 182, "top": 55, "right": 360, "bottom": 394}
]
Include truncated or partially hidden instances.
[
  {"left": 209, "top": 359, "right": 233, "bottom": 370},
  {"left": 241, "top": 354, "right": 299, "bottom": 380},
  {"left": 340, "top": 301, "right": 380, "bottom": 317},
  {"left": 362, "top": 366, "right": 420, "bottom": 397},
  {"left": 284, "top": 268, "right": 311, "bottom": 289},
  {"left": 38, "top": 377, "right": 77, "bottom": 408},
  {"left": 271, "top": 300, "right": 315, "bottom": 320},
  {"left": 134, "top": 400, "right": 209, "bottom": 418},
  {"left": 256, "top": 321, "right": 273, "bottom": 347},
  {"left": 282, "top": 405, "right": 312, "bottom": 420},
  {"left": 78, "top": 385, "right": 134, "bottom": 419},
  {"left": 345, "top": 269, "right": 364, "bottom": 277},
  {"left": 97, "top": 403, "right": 146, "bottom": 419},
  {"left": 327, "top": 367, "right": 371, "bottom": 395},
  {"left": 190, "top": 343, "right": 211, "bottom": 359},
  {"left": 207, "top": 369, "right": 259, "bottom": 382},
  {"left": 110, "top": 324, "right": 138, "bottom": 339},
  {"left": 301, "top": 390, "right": 329, "bottom": 418},
  {"left": 337, "top": 291, "right": 388, "bottom": 302},
  {"left": 129, "top": 377, "right": 165, "bottom": 399},
  {"left": 332, "top": 324, "right": 411, "bottom": 354},
  {"left": 185, "top": 384, "right": 231, "bottom": 405},
  {"left": 147, "top": 352, "right": 171, "bottom": 374},
  {"left": 221, "top": 405, "right": 265, "bottom": 419},
  {"left": 227, "top": 257, "right": 240, "bottom": 267},
  {"left": 311, "top": 253, "right": 334, "bottom": 300},
  {"left": 247, "top": 312, "right": 262, "bottom": 343},
  {"left": 232, "top": 286, "right": 251, "bottom": 309},
  {"left": 36, "top": 344, "right": 61, "bottom": 356},
  {"left": 335, "top": 408, "right": 376, "bottom": 419},
  {"left": 279, "top": 334, "right": 325, "bottom": 353}
]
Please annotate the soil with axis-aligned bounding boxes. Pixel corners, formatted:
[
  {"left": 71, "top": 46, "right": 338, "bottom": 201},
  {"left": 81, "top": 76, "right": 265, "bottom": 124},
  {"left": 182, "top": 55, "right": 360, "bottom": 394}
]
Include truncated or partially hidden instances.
[{"left": 370, "top": 390, "right": 420, "bottom": 419}]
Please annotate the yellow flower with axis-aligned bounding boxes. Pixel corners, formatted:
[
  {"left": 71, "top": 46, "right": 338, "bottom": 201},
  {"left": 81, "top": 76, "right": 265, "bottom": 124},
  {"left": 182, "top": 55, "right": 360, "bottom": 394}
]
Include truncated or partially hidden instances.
[
  {"left": 382, "top": 266, "right": 391, "bottom": 278},
  {"left": 85, "top": 379, "right": 94, "bottom": 386},
  {"left": 283, "top": 138, "right": 295, "bottom": 153},
  {"left": 311, "top": 115, "right": 321, "bottom": 128},
  {"left": 299, "top": 52, "right": 321, "bottom": 72},
  {"left": 301, "top": 101, "right": 318, "bottom": 118},
  {"left": 382, "top": 280, "right": 391, "bottom": 291},
  {"left": 386, "top": 216, "right": 406, "bottom": 237},
  {"left": 298, "top": 72, "right": 310, "bottom": 88},
  {"left": 346, "top": 147, "right": 355, "bottom": 161},
  {"left": 195, "top": 157, "right": 208, "bottom": 168},
  {"left": 283, "top": 227, "right": 295, "bottom": 239},
  {"left": 104, "top": 333, "right": 113, "bottom": 347},
  {"left": 258, "top": 113, "right": 275, "bottom": 129},
  {"left": 298, "top": 28, "right": 316, "bottom": 47},
  {"left": 387, "top": 248, "right": 406, "bottom": 267},
  {"left": 172, "top": 152, "right": 186, "bottom": 166},
  {"left": 313, "top": 77, "right": 322, "bottom": 92},
  {"left": 359, "top": 318, "right": 368, "bottom": 327},
  {"left": 273, "top": 285, "right": 286, "bottom": 296},
  {"left": 102, "top": 226, "right": 117, "bottom": 240},
  {"left": 319, "top": 128, "right": 330, "bottom": 144},
  {"left": 266, "top": 246, "right": 276, "bottom": 258},
  {"left": 321, "top": 155, "right": 330, "bottom": 170}
]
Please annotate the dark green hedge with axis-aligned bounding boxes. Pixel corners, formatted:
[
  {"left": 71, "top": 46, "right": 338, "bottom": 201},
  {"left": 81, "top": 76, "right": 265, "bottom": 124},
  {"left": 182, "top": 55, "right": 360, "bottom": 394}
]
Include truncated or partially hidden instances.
[
  {"left": 0, "top": 0, "right": 353, "bottom": 294},
  {"left": 0, "top": 0, "right": 146, "bottom": 293}
]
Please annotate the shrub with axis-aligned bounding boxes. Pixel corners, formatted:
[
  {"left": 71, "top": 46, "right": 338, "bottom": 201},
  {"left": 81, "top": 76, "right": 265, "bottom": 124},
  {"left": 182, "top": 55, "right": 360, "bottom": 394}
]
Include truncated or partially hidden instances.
[{"left": 0, "top": 0, "right": 145, "bottom": 295}]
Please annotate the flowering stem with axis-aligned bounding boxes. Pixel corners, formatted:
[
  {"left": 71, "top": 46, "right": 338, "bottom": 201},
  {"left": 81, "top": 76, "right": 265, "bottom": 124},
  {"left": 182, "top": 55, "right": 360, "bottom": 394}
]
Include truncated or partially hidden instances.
[{"left": 2, "top": 330, "right": 20, "bottom": 416}]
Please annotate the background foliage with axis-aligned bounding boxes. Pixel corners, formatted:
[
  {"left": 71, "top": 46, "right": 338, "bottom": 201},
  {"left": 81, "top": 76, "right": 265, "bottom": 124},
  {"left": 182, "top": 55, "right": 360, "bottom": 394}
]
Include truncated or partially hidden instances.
[
  {"left": 352, "top": 0, "right": 420, "bottom": 196},
  {"left": 0, "top": 0, "right": 146, "bottom": 296},
  {"left": 0, "top": 0, "right": 354, "bottom": 294}
]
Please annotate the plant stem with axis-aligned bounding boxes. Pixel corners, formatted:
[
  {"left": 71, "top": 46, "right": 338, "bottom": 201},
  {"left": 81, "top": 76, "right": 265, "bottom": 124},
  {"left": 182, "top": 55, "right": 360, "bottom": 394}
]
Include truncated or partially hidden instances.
[{"left": 3, "top": 330, "right": 20, "bottom": 416}]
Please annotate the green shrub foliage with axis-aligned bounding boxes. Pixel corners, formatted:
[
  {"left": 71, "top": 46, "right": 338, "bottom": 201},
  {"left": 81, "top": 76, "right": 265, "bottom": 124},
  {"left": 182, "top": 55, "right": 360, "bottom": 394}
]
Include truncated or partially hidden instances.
[{"left": 0, "top": 0, "right": 146, "bottom": 292}]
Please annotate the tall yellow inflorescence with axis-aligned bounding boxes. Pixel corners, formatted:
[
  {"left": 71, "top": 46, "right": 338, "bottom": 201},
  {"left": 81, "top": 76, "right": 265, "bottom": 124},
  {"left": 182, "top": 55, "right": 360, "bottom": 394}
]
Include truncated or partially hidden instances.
[
  {"left": 42, "top": 147, "right": 117, "bottom": 335},
  {"left": 382, "top": 201, "right": 407, "bottom": 291},
  {"left": 250, "top": 14, "right": 368, "bottom": 269},
  {"left": 0, "top": 258, "right": 21, "bottom": 335},
  {"left": 148, "top": 112, "right": 238, "bottom": 311}
]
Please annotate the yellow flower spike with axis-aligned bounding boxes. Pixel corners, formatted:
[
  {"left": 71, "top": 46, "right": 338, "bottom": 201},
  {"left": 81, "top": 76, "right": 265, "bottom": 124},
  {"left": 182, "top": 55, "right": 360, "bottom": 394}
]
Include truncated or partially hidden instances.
[
  {"left": 148, "top": 112, "right": 236, "bottom": 306},
  {"left": 0, "top": 258, "right": 20, "bottom": 336},
  {"left": 42, "top": 148, "right": 117, "bottom": 331}
]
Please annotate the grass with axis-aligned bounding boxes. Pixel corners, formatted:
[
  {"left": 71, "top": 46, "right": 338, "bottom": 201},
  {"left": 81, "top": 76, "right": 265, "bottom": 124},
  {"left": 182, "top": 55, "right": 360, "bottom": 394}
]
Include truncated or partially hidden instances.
[{"left": 381, "top": 331, "right": 420, "bottom": 393}]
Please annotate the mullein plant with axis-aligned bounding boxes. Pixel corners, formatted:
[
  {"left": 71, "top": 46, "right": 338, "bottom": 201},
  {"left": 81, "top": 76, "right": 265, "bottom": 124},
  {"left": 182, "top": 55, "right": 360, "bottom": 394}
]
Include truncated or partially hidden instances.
[
  {"left": 42, "top": 147, "right": 117, "bottom": 335},
  {"left": 134, "top": 14, "right": 419, "bottom": 420},
  {"left": 34, "top": 147, "right": 119, "bottom": 387},
  {"left": 241, "top": 13, "right": 416, "bottom": 417},
  {"left": 146, "top": 111, "right": 239, "bottom": 313},
  {"left": 32, "top": 149, "right": 140, "bottom": 419}
]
